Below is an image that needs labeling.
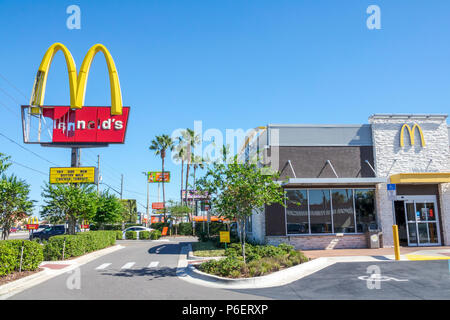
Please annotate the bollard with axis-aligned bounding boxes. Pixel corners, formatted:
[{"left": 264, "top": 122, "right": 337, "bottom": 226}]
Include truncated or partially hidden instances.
[
  {"left": 19, "top": 241, "right": 25, "bottom": 273},
  {"left": 62, "top": 237, "right": 66, "bottom": 260},
  {"left": 392, "top": 225, "right": 401, "bottom": 261}
]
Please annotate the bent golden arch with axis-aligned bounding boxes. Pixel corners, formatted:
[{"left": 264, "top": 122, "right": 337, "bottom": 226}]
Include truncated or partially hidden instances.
[
  {"left": 400, "top": 123, "right": 426, "bottom": 147},
  {"left": 31, "top": 43, "right": 123, "bottom": 115}
]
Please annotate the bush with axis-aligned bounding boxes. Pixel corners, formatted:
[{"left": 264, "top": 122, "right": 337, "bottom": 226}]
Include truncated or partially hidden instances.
[
  {"left": 115, "top": 230, "right": 123, "bottom": 240},
  {"left": 0, "top": 240, "right": 44, "bottom": 276},
  {"left": 178, "top": 222, "right": 193, "bottom": 235},
  {"left": 199, "top": 256, "right": 245, "bottom": 278},
  {"left": 43, "top": 231, "right": 116, "bottom": 261},
  {"left": 150, "top": 230, "right": 162, "bottom": 240},
  {"left": 139, "top": 231, "right": 150, "bottom": 240},
  {"left": 125, "top": 231, "right": 137, "bottom": 240},
  {"left": 0, "top": 242, "right": 17, "bottom": 276},
  {"left": 150, "top": 222, "right": 168, "bottom": 232}
]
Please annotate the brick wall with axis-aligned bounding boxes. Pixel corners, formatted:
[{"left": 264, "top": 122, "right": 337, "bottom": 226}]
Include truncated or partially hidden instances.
[{"left": 266, "top": 234, "right": 368, "bottom": 250}]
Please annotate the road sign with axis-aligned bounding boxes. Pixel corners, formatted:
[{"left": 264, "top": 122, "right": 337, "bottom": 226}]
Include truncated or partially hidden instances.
[
  {"left": 220, "top": 231, "right": 230, "bottom": 243},
  {"left": 148, "top": 172, "right": 170, "bottom": 183},
  {"left": 387, "top": 184, "right": 396, "bottom": 201},
  {"left": 152, "top": 202, "right": 164, "bottom": 209},
  {"left": 50, "top": 167, "right": 98, "bottom": 184}
]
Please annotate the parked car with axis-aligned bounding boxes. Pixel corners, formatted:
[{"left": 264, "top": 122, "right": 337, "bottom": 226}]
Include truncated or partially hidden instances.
[
  {"left": 10, "top": 227, "right": 18, "bottom": 233},
  {"left": 122, "top": 226, "right": 154, "bottom": 239},
  {"left": 30, "top": 225, "right": 66, "bottom": 241}
]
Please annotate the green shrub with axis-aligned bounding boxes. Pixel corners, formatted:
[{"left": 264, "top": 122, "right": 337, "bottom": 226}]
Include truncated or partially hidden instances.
[
  {"left": 43, "top": 231, "right": 116, "bottom": 261},
  {"left": 6, "top": 240, "right": 44, "bottom": 271},
  {"left": 178, "top": 223, "right": 193, "bottom": 235},
  {"left": 115, "top": 230, "right": 123, "bottom": 240},
  {"left": 125, "top": 231, "right": 137, "bottom": 240},
  {"left": 150, "top": 230, "right": 162, "bottom": 240},
  {"left": 199, "top": 256, "right": 245, "bottom": 278},
  {"left": 0, "top": 242, "right": 16, "bottom": 276},
  {"left": 139, "top": 231, "right": 150, "bottom": 240}
]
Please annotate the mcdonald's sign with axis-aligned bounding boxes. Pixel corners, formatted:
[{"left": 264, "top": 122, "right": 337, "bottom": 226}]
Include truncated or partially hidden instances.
[
  {"left": 26, "top": 217, "right": 39, "bottom": 230},
  {"left": 23, "top": 43, "right": 129, "bottom": 145},
  {"left": 400, "top": 123, "right": 426, "bottom": 147}
]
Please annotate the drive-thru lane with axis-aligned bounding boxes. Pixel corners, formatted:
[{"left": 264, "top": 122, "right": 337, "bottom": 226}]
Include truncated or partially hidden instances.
[{"left": 10, "top": 238, "right": 266, "bottom": 300}]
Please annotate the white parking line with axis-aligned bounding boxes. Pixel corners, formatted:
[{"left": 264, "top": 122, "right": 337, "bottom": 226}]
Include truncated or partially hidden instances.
[
  {"left": 148, "top": 261, "right": 159, "bottom": 268},
  {"left": 121, "top": 262, "right": 135, "bottom": 269},
  {"left": 95, "top": 263, "right": 112, "bottom": 270}
]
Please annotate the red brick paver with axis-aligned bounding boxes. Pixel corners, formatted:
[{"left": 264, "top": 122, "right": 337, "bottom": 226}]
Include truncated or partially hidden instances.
[{"left": 40, "top": 264, "right": 70, "bottom": 270}]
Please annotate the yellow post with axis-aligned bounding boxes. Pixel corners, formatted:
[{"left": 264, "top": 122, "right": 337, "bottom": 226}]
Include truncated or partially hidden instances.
[{"left": 392, "top": 225, "right": 401, "bottom": 261}]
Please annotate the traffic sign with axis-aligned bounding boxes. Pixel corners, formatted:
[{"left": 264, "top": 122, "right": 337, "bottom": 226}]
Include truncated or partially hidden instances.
[
  {"left": 220, "top": 231, "right": 230, "bottom": 243},
  {"left": 387, "top": 184, "right": 396, "bottom": 201},
  {"left": 50, "top": 167, "right": 98, "bottom": 184}
]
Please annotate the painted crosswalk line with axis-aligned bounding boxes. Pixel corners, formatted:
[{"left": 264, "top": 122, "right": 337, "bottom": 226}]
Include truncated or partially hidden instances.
[
  {"left": 148, "top": 261, "right": 159, "bottom": 268},
  {"left": 95, "top": 263, "right": 112, "bottom": 270},
  {"left": 121, "top": 262, "right": 136, "bottom": 269}
]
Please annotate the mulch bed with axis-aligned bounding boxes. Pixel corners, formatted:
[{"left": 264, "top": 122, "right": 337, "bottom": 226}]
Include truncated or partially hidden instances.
[{"left": 0, "top": 268, "right": 44, "bottom": 287}]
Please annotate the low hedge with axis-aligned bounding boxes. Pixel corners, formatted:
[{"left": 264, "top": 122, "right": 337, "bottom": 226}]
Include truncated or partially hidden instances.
[
  {"left": 115, "top": 230, "right": 123, "bottom": 240},
  {"left": 139, "top": 231, "right": 150, "bottom": 240},
  {"left": 150, "top": 230, "right": 162, "bottom": 240},
  {"left": 0, "top": 240, "right": 44, "bottom": 276},
  {"left": 125, "top": 231, "right": 137, "bottom": 240},
  {"left": 43, "top": 231, "right": 116, "bottom": 261}
]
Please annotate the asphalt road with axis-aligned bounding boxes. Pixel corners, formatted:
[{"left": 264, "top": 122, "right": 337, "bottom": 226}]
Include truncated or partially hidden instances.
[
  {"left": 9, "top": 239, "right": 450, "bottom": 300},
  {"left": 10, "top": 238, "right": 266, "bottom": 300}
]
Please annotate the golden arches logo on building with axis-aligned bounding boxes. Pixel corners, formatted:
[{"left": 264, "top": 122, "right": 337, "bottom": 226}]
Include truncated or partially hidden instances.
[
  {"left": 400, "top": 123, "right": 426, "bottom": 147},
  {"left": 30, "top": 43, "right": 123, "bottom": 115}
]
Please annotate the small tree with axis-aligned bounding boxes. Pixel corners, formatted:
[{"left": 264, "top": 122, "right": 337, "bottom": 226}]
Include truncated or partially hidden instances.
[
  {"left": 166, "top": 201, "right": 190, "bottom": 235},
  {"left": 93, "top": 191, "right": 124, "bottom": 229},
  {"left": 121, "top": 199, "right": 137, "bottom": 224},
  {"left": 196, "top": 153, "right": 286, "bottom": 262},
  {"left": 0, "top": 175, "right": 34, "bottom": 240},
  {"left": 41, "top": 184, "right": 98, "bottom": 234}
]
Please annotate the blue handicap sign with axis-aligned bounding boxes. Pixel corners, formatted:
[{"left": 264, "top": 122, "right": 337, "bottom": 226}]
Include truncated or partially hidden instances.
[{"left": 387, "top": 184, "right": 396, "bottom": 191}]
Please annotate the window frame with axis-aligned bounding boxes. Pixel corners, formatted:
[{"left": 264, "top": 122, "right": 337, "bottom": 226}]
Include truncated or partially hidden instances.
[{"left": 284, "top": 187, "right": 376, "bottom": 236}]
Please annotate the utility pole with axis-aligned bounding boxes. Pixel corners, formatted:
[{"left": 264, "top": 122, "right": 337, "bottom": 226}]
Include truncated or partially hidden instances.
[
  {"left": 120, "top": 174, "right": 124, "bottom": 199},
  {"left": 97, "top": 154, "right": 100, "bottom": 195},
  {"left": 142, "top": 172, "right": 150, "bottom": 227}
]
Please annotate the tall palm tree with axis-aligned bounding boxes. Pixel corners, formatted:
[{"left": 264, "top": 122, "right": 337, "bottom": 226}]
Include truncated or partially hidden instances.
[
  {"left": 191, "top": 154, "right": 205, "bottom": 189},
  {"left": 149, "top": 134, "right": 174, "bottom": 221},
  {"left": 182, "top": 129, "right": 201, "bottom": 205},
  {"left": 174, "top": 136, "right": 187, "bottom": 203}
]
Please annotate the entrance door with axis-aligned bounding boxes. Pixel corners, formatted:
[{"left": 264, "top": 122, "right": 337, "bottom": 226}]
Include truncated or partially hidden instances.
[{"left": 401, "top": 196, "right": 441, "bottom": 246}]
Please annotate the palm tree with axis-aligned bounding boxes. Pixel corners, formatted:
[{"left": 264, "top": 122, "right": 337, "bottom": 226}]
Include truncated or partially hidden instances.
[
  {"left": 149, "top": 134, "right": 174, "bottom": 221},
  {"left": 182, "top": 129, "right": 201, "bottom": 205},
  {"left": 174, "top": 136, "right": 188, "bottom": 203},
  {"left": 191, "top": 154, "right": 205, "bottom": 189}
]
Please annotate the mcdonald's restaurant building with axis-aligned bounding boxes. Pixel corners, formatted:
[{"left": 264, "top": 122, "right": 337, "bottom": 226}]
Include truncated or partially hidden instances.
[{"left": 247, "top": 114, "right": 450, "bottom": 249}]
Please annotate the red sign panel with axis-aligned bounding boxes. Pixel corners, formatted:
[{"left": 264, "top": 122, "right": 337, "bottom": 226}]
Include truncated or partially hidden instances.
[
  {"left": 42, "top": 106, "right": 129, "bottom": 144},
  {"left": 152, "top": 202, "right": 164, "bottom": 209},
  {"left": 26, "top": 224, "right": 39, "bottom": 230}
]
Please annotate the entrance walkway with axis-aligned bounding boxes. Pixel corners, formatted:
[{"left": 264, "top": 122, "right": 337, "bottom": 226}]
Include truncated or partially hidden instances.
[{"left": 303, "top": 246, "right": 450, "bottom": 261}]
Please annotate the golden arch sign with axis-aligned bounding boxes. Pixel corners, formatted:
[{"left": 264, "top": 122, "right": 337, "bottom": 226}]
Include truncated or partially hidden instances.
[
  {"left": 30, "top": 43, "right": 123, "bottom": 115},
  {"left": 400, "top": 123, "right": 425, "bottom": 147}
]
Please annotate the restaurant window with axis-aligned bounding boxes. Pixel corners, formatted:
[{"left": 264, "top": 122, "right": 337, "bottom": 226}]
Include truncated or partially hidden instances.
[
  {"left": 354, "top": 189, "right": 377, "bottom": 232},
  {"left": 309, "top": 189, "right": 332, "bottom": 233},
  {"left": 286, "top": 190, "right": 309, "bottom": 234},
  {"left": 332, "top": 189, "right": 355, "bottom": 233}
]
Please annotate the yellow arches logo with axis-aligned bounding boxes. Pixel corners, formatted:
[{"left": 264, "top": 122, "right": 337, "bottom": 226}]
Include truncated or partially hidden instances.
[
  {"left": 400, "top": 123, "right": 425, "bottom": 147},
  {"left": 31, "top": 43, "right": 123, "bottom": 115}
]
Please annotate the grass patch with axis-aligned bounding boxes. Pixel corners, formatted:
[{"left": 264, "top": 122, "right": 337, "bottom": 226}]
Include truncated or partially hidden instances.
[{"left": 192, "top": 241, "right": 225, "bottom": 257}]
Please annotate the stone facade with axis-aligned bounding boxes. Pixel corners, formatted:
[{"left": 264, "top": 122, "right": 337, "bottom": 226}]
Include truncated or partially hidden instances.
[
  {"left": 266, "top": 234, "right": 368, "bottom": 250},
  {"left": 369, "top": 115, "right": 450, "bottom": 246},
  {"left": 439, "top": 183, "right": 450, "bottom": 245}
]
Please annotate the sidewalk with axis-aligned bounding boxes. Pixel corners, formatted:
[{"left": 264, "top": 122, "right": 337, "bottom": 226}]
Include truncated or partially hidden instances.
[{"left": 303, "top": 246, "right": 450, "bottom": 261}]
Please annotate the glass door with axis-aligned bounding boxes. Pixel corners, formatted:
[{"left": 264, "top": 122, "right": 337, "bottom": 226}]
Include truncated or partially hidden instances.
[{"left": 403, "top": 198, "right": 441, "bottom": 246}]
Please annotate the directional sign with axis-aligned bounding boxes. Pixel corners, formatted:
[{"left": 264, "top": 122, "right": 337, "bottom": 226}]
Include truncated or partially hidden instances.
[
  {"left": 50, "top": 167, "right": 98, "bottom": 184},
  {"left": 220, "top": 231, "right": 230, "bottom": 243}
]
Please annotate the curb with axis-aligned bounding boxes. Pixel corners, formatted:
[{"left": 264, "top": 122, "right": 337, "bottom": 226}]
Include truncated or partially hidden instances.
[{"left": 0, "top": 244, "right": 124, "bottom": 300}]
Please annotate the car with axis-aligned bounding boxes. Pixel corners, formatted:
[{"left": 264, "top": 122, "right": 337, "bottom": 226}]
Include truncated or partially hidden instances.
[
  {"left": 122, "top": 226, "right": 154, "bottom": 239},
  {"left": 30, "top": 225, "right": 66, "bottom": 241},
  {"left": 10, "top": 227, "right": 18, "bottom": 233}
]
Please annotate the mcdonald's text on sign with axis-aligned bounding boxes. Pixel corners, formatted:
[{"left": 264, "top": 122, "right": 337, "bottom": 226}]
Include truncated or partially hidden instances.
[{"left": 50, "top": 167, "right": 98, "bottom": 184}]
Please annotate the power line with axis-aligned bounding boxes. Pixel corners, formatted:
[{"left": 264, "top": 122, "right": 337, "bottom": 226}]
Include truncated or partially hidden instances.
[
  {"left": 10, "top": 160, "right": 47, "bottom": 176},
  {"left": 0, "top": 131, "right": 61, "bottom": 167},
  {"left": 0, "top": 72, "right": 29, "bottom": 100}
]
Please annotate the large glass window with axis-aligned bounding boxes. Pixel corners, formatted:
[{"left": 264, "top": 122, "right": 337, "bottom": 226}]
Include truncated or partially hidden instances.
[
  {"left": 285, "top": 188, "right": 377, "bottom": 235},
  {"left": 332, "top": 189, "right": 355, "bottom": 233},
  {"left": 354, "top": 189, "right": 377, "bottom": 232},
  {"left": 286, "top": 190, "right": 309, "bottom": 234},
  {"left": 309, "top": 189, "right": 332, "bottom": 233}
]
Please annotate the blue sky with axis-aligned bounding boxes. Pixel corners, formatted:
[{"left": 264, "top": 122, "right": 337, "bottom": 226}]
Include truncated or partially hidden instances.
[{"left": 1, "top": 0, "right": 450, "bottom": 217}]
